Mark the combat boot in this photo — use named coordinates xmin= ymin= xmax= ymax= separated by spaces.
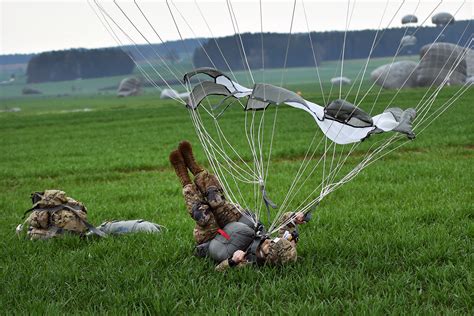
xmin=169 ymin=150 xmax=192 ymax=187
xmin=178 ymin=140 xmax=204 ymax=175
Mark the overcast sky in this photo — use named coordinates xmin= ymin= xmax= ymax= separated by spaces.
xmin=0 ymin=0 xmax=472 ymax=55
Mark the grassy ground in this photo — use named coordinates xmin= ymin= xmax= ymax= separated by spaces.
xmin=0 ymin=80 xmax=472 ymax=313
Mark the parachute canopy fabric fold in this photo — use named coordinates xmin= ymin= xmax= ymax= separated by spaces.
xmin=246 ymin=83 xmax=308 ymax=111
xmin=187 ymin=81 xmax=235 ymax=110
xmin=324 ymin=99 xmax=373 ymax=127
xmin=184 ymin=68 xmax=417 ymax=144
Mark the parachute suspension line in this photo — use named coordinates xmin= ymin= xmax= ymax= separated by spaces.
xmin=88 ymin=0 xmax=165 ymax=96
xmin=193 ymin=1 xmax=239 ymax=83
xmin=415 ymin=82 xmax=472 ymax=136
xmin=274 ymin=0 xmax=412 ymax=229
xmin=350 ymin=0 xmax=395 ymax=105
xmin=280 ymin=130 xmax=324 ymax=216
xmin=112 ymin=0 xmax=189 ymax=97
xmin=362 ymin=82 xmax=473 ymax=174
xmin=165 ymin=0 xmax=260 ymax=217
xmin=268 ymin=136 xmax=328 ymax=232
xmin=191 ymin=109 xmax=257 ymax=183
xmin=93 ymin=0 xmax=186 ymax=103
xmin=413 ymin=43 xmax=472 ymax=130
xmin=226 ymin=0 xmax=255 ymax=85
xmin=259 ymin=0 xmax=298 ymax=226
xmin=190 ymin=111 xmax=256 ymax=223
xmin=358 ymin=0 xmax=463 ymax=112
xmin=132 ymin=0 xmax=189 ymax=85
xmin=193 ymin=114 xmax=259 ymax=183
xmin=301 ymin=0 xmax=326 ymax=105
xmin=325 ymin=0 xmax=458 ymax=198
xmin=339 ymin=0 xmax=354 ymax=100
xmin=168 ymin=1 xmax=219 ymax=71
xmin=401 ymin=19 xmax=471 ymax=121
xmin=414 ymin=42 xmax=471 ymax=129
xmin=327 ymin=0 xmax=413 ymax=200
xmin=190 ymin=109 xmax=254 ymax=218
xmin=354 ymin=0 xmax=440 ymax=108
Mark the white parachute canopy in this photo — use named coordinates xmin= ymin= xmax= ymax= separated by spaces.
xmin=330 ymin=77 xmax=351 ymax=86
xmin=185 ymin=68 xmax=416 ymax=145
xmin=160 ymin=88 xmax=190 ymax=100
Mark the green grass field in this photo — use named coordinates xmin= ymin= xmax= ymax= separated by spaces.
xmin=0 ymin=71 xmax=473 ymax=313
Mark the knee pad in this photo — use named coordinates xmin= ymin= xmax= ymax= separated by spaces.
xmin=192 ymin=203 xmax=211 ymax=226
xmin=206 ymin=186 xmax=225 ymax=208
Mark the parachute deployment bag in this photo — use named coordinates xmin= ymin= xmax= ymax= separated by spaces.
xmin=19 ymin=190 xmax=105 ymax=240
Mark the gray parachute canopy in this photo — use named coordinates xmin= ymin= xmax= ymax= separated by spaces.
xmin=97 ymin=220 xmax=164 ymax=235
xmin=402 ymin=14 xmax=418 ymax=24
xmin=183 ymin=68 xmax=417 ymax=144
xmin=432 ymin=12 xmax=455 ymax=26
xmin=400 ymin=35 xmax=417 ymax=47
xmin=371 ymin=60 xmax=419 ymax=89
xmin=416 ymin=43 xmax=467 ymax=86
xmin=117 ymin=77 xmax=141 ymax=97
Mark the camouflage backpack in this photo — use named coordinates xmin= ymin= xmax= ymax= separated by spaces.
xmin=18 ymin=190 xmax=105 ymax=240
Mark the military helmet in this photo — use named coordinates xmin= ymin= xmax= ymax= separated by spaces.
xmin=265 ymin=237 xmax=297 ymax=264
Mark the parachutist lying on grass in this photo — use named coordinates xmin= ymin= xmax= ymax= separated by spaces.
xmin=170 ymin=141 xmax=308 ymax=271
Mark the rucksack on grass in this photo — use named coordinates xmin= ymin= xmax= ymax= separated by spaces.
xmin=18 ymin=190 xmax=105 ymax=240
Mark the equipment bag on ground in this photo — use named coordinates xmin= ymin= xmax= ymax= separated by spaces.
xmin=18 ymin=190 xmax=105 ymax=240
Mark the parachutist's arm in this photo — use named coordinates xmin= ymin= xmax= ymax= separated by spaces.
xmin=215 ymin=250 xmax=249 ymax=272
xmin=277 ymin=212 xmax=307 ymax=237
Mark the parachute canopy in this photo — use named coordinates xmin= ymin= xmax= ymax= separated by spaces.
xmin=401 ymin=14 xmax=418 ymax=24
xmin=330 ymin=76 xmax=351 ymax=85
xmin=160 ymin=88 xmax=190 ymax=100
xmin=400 ymin=35 xmax=417 ymax=47
xmin=117 ymin=77 xmax=141 ymax=97
xmin=432 ymin=12 xmax=455 ymax=26
xmin=184 ymin=68 xmax=416 ymax=144
xmin=417 ymin=43 xmax=467 ymax=86
xmin=371 ymin=60 xmax=419 ymax=89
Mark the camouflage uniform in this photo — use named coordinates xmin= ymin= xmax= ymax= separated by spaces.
xmin=182 ymin=170 xmax=242 ymax=244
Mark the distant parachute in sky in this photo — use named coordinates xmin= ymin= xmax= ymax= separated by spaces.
xmin=401 ymin=14 xmax=418 ymax=24
xmin=432 ymin=12 xmax=455 ymax=26
xmin=400 ymin=35 xmax=417 ymax=47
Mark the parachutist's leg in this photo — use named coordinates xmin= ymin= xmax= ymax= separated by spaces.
xmin=192 ymin=170 xmax=241 ymax=226
xmin=183 ymin=183 xmax=219 ymax=244
xmin=170 ymin=149 xmax=218 ymax=244
xmin=179 ymin=140 xmax=204 ymax=175
xmin=169 ymin=150 xmax=192 ymax=187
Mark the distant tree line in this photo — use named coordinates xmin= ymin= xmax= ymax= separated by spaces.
xmin=26 ymin=48 xmax=135 ymax=83
xmin=0 ymin=53 xmax=34 ymax=65
xmin=193 ymin=20 xmax=473 ymax=70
